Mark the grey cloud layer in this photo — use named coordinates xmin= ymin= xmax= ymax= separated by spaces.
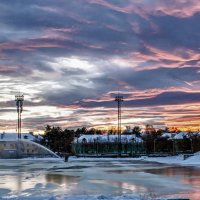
xmin=0 ymin=0 xmax=200 ymax=129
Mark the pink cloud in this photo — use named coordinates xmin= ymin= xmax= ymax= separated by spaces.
xmin=87 ymin=0 xmax=200 ymax=18
xmin=0 ymin=40 xmax=65 ymax=52
xmin=129 ymin=45 xmax=200 ymax=70
xmin=146 ymin=46 xmax=200 ymax=62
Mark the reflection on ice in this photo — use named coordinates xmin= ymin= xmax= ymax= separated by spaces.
xmin=90 ymin=179 xmax=147 ymax=194
xmin=45 ymin=174 xmax=80 ymax=185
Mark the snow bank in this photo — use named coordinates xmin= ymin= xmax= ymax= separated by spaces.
xmin=141 ymin=151 xmax=200 ymax=166
xmin=69 ymin=150 xmax=200 ymax=167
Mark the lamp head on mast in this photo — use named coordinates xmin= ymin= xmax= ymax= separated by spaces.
xmin=115 ymin=96 xmax=123 ymax=102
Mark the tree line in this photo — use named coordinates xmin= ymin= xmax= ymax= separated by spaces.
xmin=40 ymin=124 xmax=200 ymax=155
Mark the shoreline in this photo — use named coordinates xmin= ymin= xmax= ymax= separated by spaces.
xmin=68 ymin=152 xmax=200 ymax=168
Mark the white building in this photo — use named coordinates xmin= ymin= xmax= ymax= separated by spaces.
xmin=0 ymin=132 xmax=59 ymax=159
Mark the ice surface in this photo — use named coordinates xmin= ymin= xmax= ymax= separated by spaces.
xmin=0 ymin=193 xmax=172 ymax=200
xmin=0 ymin=156 xmax=199 ymax=200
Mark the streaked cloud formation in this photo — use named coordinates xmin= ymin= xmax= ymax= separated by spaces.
xmin=0 ymin=0 xmax=200 ymax=132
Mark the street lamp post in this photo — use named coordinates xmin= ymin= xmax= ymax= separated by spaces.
xmin=115 ymin=95 xmax=123 ymax=157
xmin=15 ymin=94 xmax=24 ymax=139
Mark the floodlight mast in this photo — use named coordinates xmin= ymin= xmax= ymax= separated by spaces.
xmin=115 ymin=95 xmax=123 ymax=157
xmin=15 ymin=94 xmax=24 ymax=139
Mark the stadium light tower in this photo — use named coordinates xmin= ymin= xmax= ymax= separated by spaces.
xmin=115 ymin=95 xmax=123 ymax=156
xmin=15 ymin=94 xmax=24 ymax=139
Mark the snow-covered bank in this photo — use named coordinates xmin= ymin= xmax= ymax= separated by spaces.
xmin=141 ymin=152 xmax=200 ymax=166
xmin=69 ymin=151 xmax=200 ymax=167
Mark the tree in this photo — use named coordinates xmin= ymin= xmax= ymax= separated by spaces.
xmin=164 ymin=127 xmax=170 ymax=133
xmin=108 ymin=127 xmax=117 ymax=135
xmin=145 ymin=124 xmax=156 ymax=135
xmin=156 ymin=129 xmax=164 ymax=136
xmin=63 ymin=129 xmax=75 ymax=153
xmin=41 ymin=125 xmax=75 ymax=154
xmin=132 ymin=126 xmax=142 ymax=137
xmin=86 ymin=128 xmax=96 ymax=135
xmin=42 ymin=125 xmax=62 ymax=152
xmin=75 ymin=128 xmax=82 ymax=138
xmin=81 ymin=127 xmax=87 ymax=134
xmin=96 ymin=129 xmax=103 ymax=135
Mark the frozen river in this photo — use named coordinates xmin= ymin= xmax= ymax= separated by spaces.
xmin=0 ymin=158 xmax=200 ymax=199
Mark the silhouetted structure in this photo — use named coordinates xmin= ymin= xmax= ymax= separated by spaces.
xmin=15 ymin=94 xmax=24 ymax=139
xmin=115 ymin=95 xmax=123 ymax=156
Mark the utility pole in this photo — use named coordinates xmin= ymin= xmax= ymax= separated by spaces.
xmin=115 ymin=95 xmax=123 ymax=157
xmin=15 ymin=94 xmax=24 ymax=139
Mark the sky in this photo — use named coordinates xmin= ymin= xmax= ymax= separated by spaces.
xmin=1 ymin=0 xmax=200 ymax=133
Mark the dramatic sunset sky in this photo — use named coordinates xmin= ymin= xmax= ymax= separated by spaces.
xmin=1 ymin=0 xmax=200 ymax=133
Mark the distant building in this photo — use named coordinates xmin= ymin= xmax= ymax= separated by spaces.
xmin=72 ymin=134 xmax=144 ymax=156
xmin=0 ymin=132 xmax=59 ymax=159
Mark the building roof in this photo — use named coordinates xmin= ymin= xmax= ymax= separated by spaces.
xmin=173 ymin=132 xmax=189 ymax=140
xmin=161 ymin=132 xmax=175 ymax=139
xmin=74 ymin=134 xmax=143 ymax=143
xmin=0 ymin=132 xmax=35 ymax=141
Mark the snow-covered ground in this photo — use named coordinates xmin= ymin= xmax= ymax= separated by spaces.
xmin=140 ymin=151 xmax=200 ymax=166
xmin=69 ymin=151 xmax=200 ymax=167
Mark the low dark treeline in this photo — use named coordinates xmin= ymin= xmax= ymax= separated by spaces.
xmin=40 ymin=125 xmax=200 ymax=155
